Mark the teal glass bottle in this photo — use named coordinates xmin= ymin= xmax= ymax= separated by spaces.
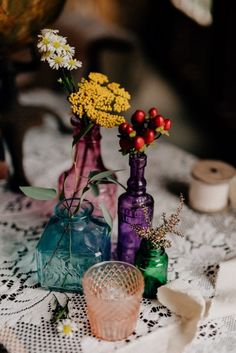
xmin=36 ymin=199 xmax=111 ymax=292
xmin=135 ymin=239 xmax=168 ymax=299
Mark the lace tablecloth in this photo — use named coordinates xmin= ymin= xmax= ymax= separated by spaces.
xmin=0 ymin=101 xmax=236 ymax=353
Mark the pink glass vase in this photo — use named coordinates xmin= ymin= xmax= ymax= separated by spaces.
xmin=58 ymin=119 xmax=117 ymax=218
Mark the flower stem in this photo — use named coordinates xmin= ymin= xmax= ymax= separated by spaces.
xmin=43 ymin=223 xmax=70 ymax=270
xmin=61 ymin=69 xmax=73 ymax=94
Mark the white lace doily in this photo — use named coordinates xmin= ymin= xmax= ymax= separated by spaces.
xmin=0 ymin=91 xmax=236 ymax=353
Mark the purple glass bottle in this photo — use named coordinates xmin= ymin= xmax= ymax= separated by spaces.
xmin=117 ymin=153 xmax=154 ymax=264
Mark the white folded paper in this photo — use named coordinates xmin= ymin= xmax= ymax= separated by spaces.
xmin=116 ymin=257 xmax=236 ymax=353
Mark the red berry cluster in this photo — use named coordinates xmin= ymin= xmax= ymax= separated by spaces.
xmin=118 ymin=107 xmax=172 ymax=154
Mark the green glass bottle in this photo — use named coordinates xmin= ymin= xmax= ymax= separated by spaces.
xmin=135 ymin=239 xmax=168 ymax=299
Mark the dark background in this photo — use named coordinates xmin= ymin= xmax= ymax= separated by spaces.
xmin=1 ymin=0 xmax=236 ymax=167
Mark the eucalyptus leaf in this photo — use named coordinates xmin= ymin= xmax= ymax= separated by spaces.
xmin=89 ymin=170 xmax=122 ymax=182
xmin=106 ymin=176 xmax=127 ymax=190
xmin=81 ymin=185 xmax=90 ymax=199
xmin=90 ymin=184 xmax=99 ymax=197
xmin=73 ymin=186 xmax=90 ymax=215
xmin=99 ymin=203 xmax=113 ymax=231
xmin=19 ymin=186 xmax=57 ymax=200
xmin=88 ymin=170 xmax=99 ymax=179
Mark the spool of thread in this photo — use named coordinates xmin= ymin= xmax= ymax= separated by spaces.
xmin=189 ymin=160 xmax=235 ymax=212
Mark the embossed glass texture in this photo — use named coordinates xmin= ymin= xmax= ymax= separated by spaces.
xmin=117 ymin=154 xmax=154 ymax=264
xmin=58 ymin=123 xmax=117 ymax=218
xmin=82 ymin=261 xmax=144 ymax=341
xmin=36 ymin=199 xmax=111 ymax=292
xmin=135 ymin=240 xmax=168 ymax=299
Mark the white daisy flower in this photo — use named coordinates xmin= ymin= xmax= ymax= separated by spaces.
xmin=62 ymin=44 xmax=75 ymax=58
xmin=37 ymin=36 xmax=51 ymax=52
xmin=48 ymin=35 xmax=67 ymax=53
xmin=57 ymin=319 xmax=78 ymax=337
xmin=64 ymin=58 xmax=82 ymax=70
xmin=48 ymin=54 xmax=66 ymax=70
xmin=41 ymin=28 xmax=59 ymax=36
xmin=41 ymin=50 xmax=53 ymax=62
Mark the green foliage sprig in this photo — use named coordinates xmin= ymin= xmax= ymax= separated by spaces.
xmin=20 ymin=170 xmax=125 ymax=231
xmin=132 ymin=194 xmax=185 ymax=249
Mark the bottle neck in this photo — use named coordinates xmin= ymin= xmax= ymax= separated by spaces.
xmin=73 ymin=125 xmax=104 ymax=171
xmin=73 ymin=124 xmax=101 ymax=143
xmin=127 ymin=153 xmax=147 ymax=195
xmin=141 ymin=239 xmax=165 ymax=256
xmin=55 ymin=198 xmax=93 ymax=222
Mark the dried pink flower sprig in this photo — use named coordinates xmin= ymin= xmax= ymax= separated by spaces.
xmin=132 ymin=194 xmax=184 ymax=249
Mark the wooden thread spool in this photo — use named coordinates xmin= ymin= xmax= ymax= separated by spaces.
xmin=189 ymin=160 xmax=235 ymax=212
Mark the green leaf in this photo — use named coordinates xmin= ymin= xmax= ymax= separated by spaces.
xmin=106 ymin=176 xmax=127 ymax=190
xmin=81 ymin=185 xmax=90 ymax=199
xmin=88 ymin=170 xmax=100 ymax=179
xmin=89 ymin=170 xmax=122 ymax=182
xmin=90 ymin=184 xmax=99 ymax=197
xmin=72 ymin=186 xmax=90 ymax=216
xmin=51 ymin=296 xmax=69 ymax=323
xmin=99 ymin=203 xmax=113 ymax=231
xmin=19 ymin=186 xmax=57 ymax=200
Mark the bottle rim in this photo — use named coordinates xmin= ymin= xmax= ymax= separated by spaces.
xmin=54 ymin=198 xmax=94 ymax=222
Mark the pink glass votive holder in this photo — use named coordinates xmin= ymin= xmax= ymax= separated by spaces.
xmin=82 ymin=261 xmax=144 ymax=341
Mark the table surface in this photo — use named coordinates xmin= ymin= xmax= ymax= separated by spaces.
xmin=0 ymin=92 xmax=236 ymax=353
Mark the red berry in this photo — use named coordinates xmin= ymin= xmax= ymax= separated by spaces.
xmin=119 ymin=122 xmax=129 ymax=134
xmin=149 ymin=107 xmax=158 ymax=118
xmin=125 ymin=124 xmax=134 ymax=135
xmin=144 ymin=129 xmax=155 ymax=144
xmin=134 ymin=136 xmax=145 ymax=151
xmin=152 ymin=115 xmax=165 ymax=128
xmin=119 ymin=138 xmax=132 ymax=151
xmin=164 ymin=118 xmax=172 ymax=131
xmin=131 ymin=110 xmax=146 ymax=125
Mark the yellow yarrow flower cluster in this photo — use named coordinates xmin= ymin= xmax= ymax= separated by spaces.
xmin=88 ymin=72 xmax=108 ymax=84
xmin=68 ymin=72 xmax=131 ymax=128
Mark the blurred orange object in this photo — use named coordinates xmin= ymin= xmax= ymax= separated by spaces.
xmin=0 ymin=0 xmax=65 ymax=54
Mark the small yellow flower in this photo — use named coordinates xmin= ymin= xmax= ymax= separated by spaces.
xmin=108 ymin=82 xmax=131 ymax=99
xmin=68 ymin=72 xmax=131 ymax=128
xmin=88 ymin=72 xmax=109 ymax=84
